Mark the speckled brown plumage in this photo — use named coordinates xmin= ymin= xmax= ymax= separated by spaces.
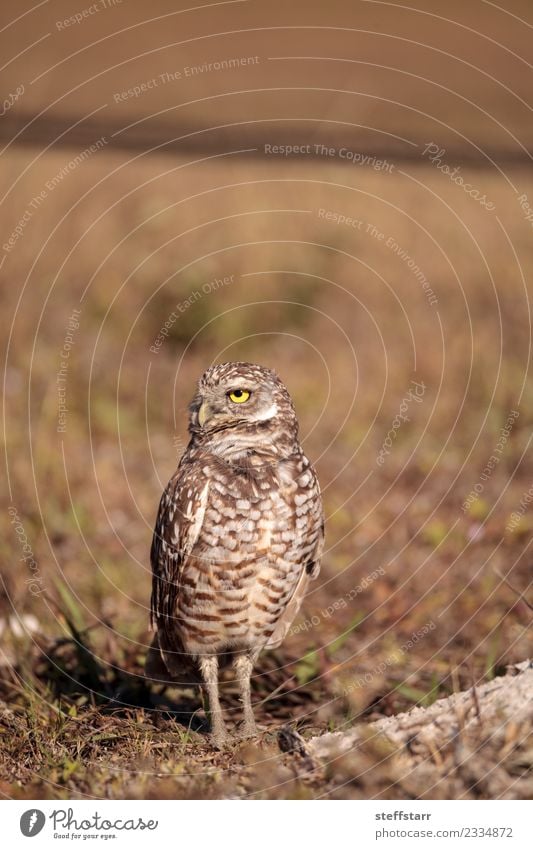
xmin=147 ymin=362 xmax=324 ymax=745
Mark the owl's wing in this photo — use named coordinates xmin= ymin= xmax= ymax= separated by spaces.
xmin=266 ymin=465 xmax=325 ymax=649
xmin=150 ymin=461 xmax=210 ymax=631
xmin=144 ymin=629 xmax=202 ymax=684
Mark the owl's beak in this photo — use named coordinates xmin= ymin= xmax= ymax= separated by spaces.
xmin=197 ymin=401 xmax=209 ymax=427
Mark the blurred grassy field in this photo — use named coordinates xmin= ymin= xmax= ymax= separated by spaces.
xmin=1 ymin=143 xmax=532 ymax=798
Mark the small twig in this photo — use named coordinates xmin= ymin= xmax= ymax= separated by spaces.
xmin=493 ymin=567 xmax=533 ymax=614
xmin=451 ymin=667 xmax=467 ymax=741
xmin=451 ymin=665 xmax=460 ymax=695
xmin=469 ymin=664 xmax=482 ymax=726
xmin=256 ymin=675 xmax=295 ymax=706
xmin=425 ymin=735 xmax=445 ymax=768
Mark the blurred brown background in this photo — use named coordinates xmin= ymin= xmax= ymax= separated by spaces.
xmin=1 ymin=0 xmax=533 ymax=799
xmin=3 ymin=0 xmax=533 ymax=155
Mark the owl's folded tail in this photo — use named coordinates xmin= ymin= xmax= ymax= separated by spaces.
xmin=144 ymin=631 xmax=202 ymax=686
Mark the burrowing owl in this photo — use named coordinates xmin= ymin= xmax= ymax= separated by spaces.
xmin=147 ymin=362 xmax=324 ymax=746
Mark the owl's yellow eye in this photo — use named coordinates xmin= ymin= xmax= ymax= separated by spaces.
xmin=228 ymin=389 xmax=250 ymax=403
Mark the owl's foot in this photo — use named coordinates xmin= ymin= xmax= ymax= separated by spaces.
xmin=209 ymin=726 xmax=230 ymax=749
xmin=236 ymin=718 xmax=258 ymax=740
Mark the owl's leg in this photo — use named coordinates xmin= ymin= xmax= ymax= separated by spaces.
xmin=234 ymin=651 xmax=259 ymax=739
xmin=198 ymin=655 xmax=227 ymax=747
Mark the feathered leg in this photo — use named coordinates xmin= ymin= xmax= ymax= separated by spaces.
xmin=234 ymin=651 xmax=259 ymax=739
xmin=199 ymin=655 xmax=227 ymax=747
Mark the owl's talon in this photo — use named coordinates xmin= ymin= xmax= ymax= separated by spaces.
xmin=236 ymin=720 xmax=258 ymax=740
xmin=210 ymin=730 xmax=230 ymax=749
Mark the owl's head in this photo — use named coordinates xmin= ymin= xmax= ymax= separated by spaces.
xmin=188 ymin=362 xmax=298 ymax=456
